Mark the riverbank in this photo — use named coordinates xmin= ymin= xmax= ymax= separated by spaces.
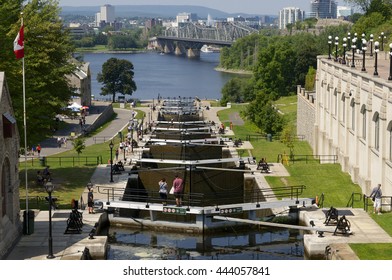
xmin=214 ymin=67 xmax=253 ymax=75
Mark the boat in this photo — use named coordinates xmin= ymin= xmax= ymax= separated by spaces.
xmin=201 ymin=45 xmax=220 ymax=53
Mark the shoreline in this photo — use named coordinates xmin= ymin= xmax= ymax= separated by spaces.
xmin=214 ymin=67 xmax=253 ymax=75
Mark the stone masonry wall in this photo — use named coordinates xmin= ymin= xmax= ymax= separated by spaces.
xmin=296 ymin=86 xmax=315 ymax=149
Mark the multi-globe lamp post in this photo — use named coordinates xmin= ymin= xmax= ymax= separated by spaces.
xmin=45 ymin=181 xmax=55 ymax=259
xmin=351 ymin=37 xmax=357 ymax=68
xmin=334 ymin=36 xmax=339 ymax=61
xmin=342 ymin=37 xmax=347 ymax=64
xmin=380 ymin=32 xmax=386 ymax=51
xmin=361 ymin=39 xmax=367 ymax=72
xmin=328 ymin=35 xmax=332 ymax=59
xmin=369 ymin=34 xmax=374 ymax=56
xmin=374 ymin=41 xmax=379 ymax=76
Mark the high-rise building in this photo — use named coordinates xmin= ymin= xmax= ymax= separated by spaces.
xmin=279 ymin=7 xmax=304 ymax=30
xmin=100 ymin=4 xmax=115 ymax=23
xmin=309 ymin=0 xmax=337 ymax=19
xmin=176 ymin=13 xmax=198 ymax=24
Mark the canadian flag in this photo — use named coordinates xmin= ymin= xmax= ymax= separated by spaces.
xmin=13 ymin=25 xmax=24 ymax=59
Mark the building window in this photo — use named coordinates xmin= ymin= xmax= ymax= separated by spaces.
xmin=361 ymin=105 xmax=366 ymax=140
xmin=351 ymin=99 xmax=355 ymax=131
xmin=374 ymin=112 xmax=380 ymax=151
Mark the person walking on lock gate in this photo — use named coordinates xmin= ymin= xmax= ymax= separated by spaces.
xmin=172 ymin=174 xmax=184 ymax=207
xmin=369 ymin=183 xmax=382 ymax=215
xmin=158 ymin=178 xmax=168 ymax=205
xmin=87 ymin=187 xmax=94 ymax=214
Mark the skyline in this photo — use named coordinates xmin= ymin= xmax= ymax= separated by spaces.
xmin=58 ymin=0 xmax=354 ymax=15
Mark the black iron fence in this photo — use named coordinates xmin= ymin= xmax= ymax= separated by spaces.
xmin=22 ymin=156 xmax=103 ymax=167
xmin=246 ymin=134 xmax=305 ymax=142
xmin=277 ymin=154 xmax=338 ymax=164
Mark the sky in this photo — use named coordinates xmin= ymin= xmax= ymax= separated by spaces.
xmin=58 ymin=0 xmax=353 ymax=15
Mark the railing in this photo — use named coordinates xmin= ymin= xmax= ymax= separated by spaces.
xmin=246 ymin=134 xmax=305 ymax=142
xmin=363 ymin=195 xmax=392 ymax=212
xmin=277 ymin=154 xmax=338 ymax=164
xmin=20 ymin=195 xmax=54 ymax=209
xmin=22 ymin=156 xmax=103 ymax=167
xmin=346 ymin=192 xmax=363 ymax=208
xmin=317 ymin=193 xmax=325 ymax=208
xmin=97 ymin=184 xmax=307 ymax=208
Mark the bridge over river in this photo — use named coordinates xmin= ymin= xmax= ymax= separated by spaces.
xmin=149 ymin=21 xmax=258 ymax=57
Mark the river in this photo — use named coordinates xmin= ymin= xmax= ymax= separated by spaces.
xmin=81 ymin=51 xmax=236 ymax=101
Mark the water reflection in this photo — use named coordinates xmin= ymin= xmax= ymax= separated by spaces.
xmin=107 ymin=227 xmax=304 ymax=260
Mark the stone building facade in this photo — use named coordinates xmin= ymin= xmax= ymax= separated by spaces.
xmin=0 ymin=72 xmax=21 ymax=258
xmin=297 ymin=86 xmax=316 ymax=148
xmin=311 ymin=55 xmax=392 ymax=197
xmin=67 ymin=61 xmax=92 ymax=107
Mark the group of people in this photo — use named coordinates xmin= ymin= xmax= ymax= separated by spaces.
xmin=36 ymin=166 xmax=52 ymax=185
xmin=158 ymin=174 xmax=184 ymax=207
xmin=56 ymin=137 xmax=68 ymax=148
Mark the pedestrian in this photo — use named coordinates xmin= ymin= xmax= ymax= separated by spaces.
xmin=158 ymin=178 xmax=168 ymax=205
xmin=87 ymin=187 xmax=94 ymax=214
xmin=369 ymin=183 xmax=382 ymax=215
xmin=57 ymin=137 xmax=62 ymax=148
xmin=172 ymin=174 xmax=184 ymax=207
xmin=37 ymin=144 xmax=41 ymax=157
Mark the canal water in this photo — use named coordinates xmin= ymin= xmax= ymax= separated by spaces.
xmin=107 ymin=226 xmax=305 ymax=260
xmin=81 ymin=51 xmax=236 ymax=101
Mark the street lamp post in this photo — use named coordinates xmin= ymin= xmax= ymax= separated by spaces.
xmin=388 ymin=43 xmax=392 ymax=80
xmin=342 ymin=37 xmax=347 ymax=64
xmin=334 ymin=36 xmax=339 ymax=61
xmin=374 ymin=41 xmax=379 ymax=76
xmin=109 ymin=141 xmax=114 ymax=182
xmin=45 ymin=181 xmax=55 ymax=259
xmin=362 ymin=39 xmax=367 ymax=72
xmin=328 ymin=35 xmax=332 ymax=59
xmin=369 ymin=34 xmax=374 ymax=56
xmin=347 ymin=32 xmax=351 ymax=49
xmin=380 ymin=32 xmax=386 ymax=51
xmin=351 ymin=38 xmax=357 ymax=68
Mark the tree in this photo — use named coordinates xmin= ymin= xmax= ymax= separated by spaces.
xmin=72 ymin=137 xmax=86 ymax=156
xmin=97 ymin=58 xmax=137 ymax=103
xmin=0 ymin=0 xmax=76 ymax=145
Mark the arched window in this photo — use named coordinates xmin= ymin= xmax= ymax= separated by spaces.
xmin=373 ymin=112 xmax=380 ymax=151
xmin=361 ymin=105 xmax=366 ymax=140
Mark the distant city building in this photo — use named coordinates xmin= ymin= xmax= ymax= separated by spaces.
xmin=101 ymin=4 xmax=115 ymax=23
xmin=309 ymin=0 xmax=337 ymax=19
xmin=95 ymin=4 xmax=115 ymax=27
xmin=337 ymin=6 xmax=353 ymax=18
xmin=279 ymin=7 xmax=305 ymax=30
xmin=176 ymin=12 xmax=198 ymax=24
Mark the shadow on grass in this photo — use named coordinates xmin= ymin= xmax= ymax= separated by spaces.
xmin=19 ymin=166 xmax=96 ymax=210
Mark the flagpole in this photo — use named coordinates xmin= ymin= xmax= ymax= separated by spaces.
xmin=20 ymin=13 xmax=30 ymax=234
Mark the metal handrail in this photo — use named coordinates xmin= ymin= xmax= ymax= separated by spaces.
xmin=346 ymin=192 xmax=363 ymax=208
xmin=97 ymin=184 xmax=307 ymax=208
